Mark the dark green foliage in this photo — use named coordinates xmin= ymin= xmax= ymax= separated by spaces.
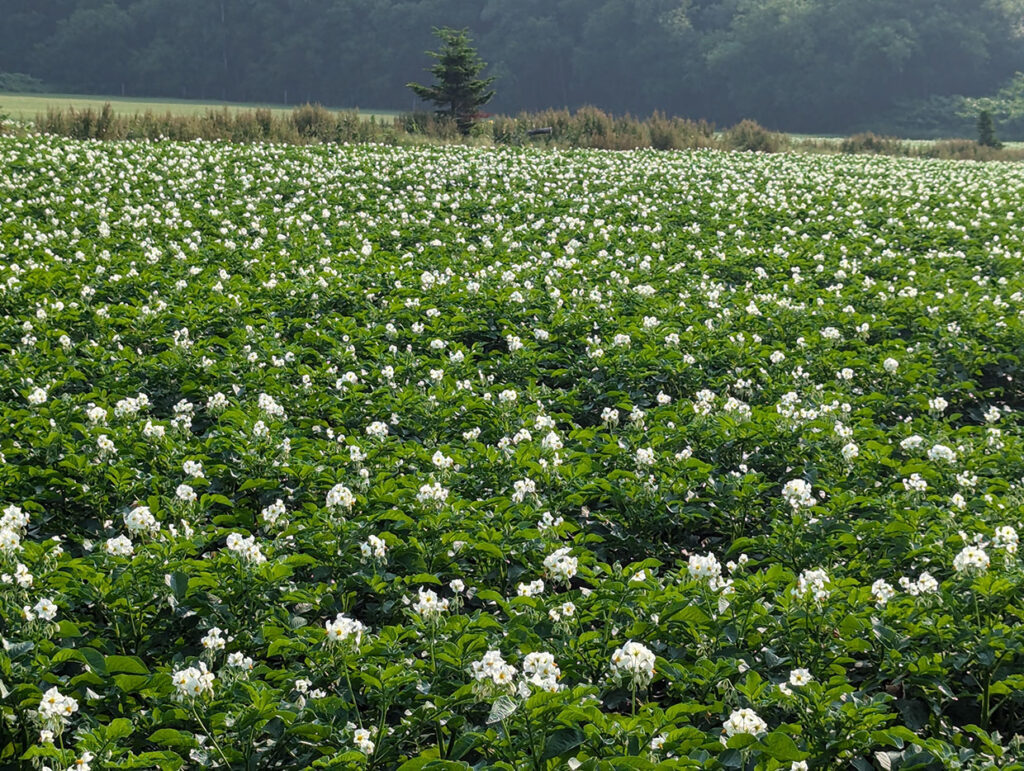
xmin=977 ymin=109 xmax=1002 ymax=148
xmin=862 ymin=95 xmax=976 ymax=140
xmin=2 ymin=0 xmax=1024 ymax=134
xmin=408 ymin=28 xmax=495 ymax=136
xmin=0 ymin=71 xmax=47 ymax=92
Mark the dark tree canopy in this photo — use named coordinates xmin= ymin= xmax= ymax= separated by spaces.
xmin=977 ymin=110 xmax=1002 ymax=148
xmin=408 ymin=28 xmax=496 ymax=134
xmin=1 ymin=0 xmax=1023 ymax=135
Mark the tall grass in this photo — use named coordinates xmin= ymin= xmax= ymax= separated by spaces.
xmin=24 ymin=102 xmax=1024 ymax=161
xmin=34 ymin=103 xmax=393 ymax=144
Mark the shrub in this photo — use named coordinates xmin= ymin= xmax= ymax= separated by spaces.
xmin=398 ymin=110 xmax=460 ymax=140
xmin=29 ymin=103 xmax=1024 ymax=162
xmin=253 ymin=108 xmax=273 ymax=138
xmin=919 ymin=139 xmax=1024 ymax=162
xmin=291 ymin=103 xmax=335 ymax=141
xmin=722 ymin=119 xmax=787 ymax=152
xmin=840 ymin=132 xmax=909 ymax=155
xmin=647 ymin=111 xmax=715 ymax=151
xmin=38 ymin=103 xmax=117 ymax=140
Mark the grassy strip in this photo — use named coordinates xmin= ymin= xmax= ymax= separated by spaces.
xmin=4 ymin=98 xmax=1024 ymax=161
xmin=0 ymin=91 xmax=396 ymax=121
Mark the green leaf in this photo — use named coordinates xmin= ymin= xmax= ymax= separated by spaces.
xmin=961 ymin=725 xmax=1004 ymax=756
xmin=201 ymin=493 xmax=233 ymax=507
xmin=80 ymin=647 xmax=108 ymax=676
xmin=148 ymin=728 xmax=197 ymax=749
xmin=5 ymin=641 xmax=34 ymax=660
xmin=119 ymin=752 xmax=184 ymax=769
xmin=106 ymin=655 xmax=149 ymax=675
xmin=238 ymin=478 xmax=276 ymax=492
xmin=725 ymin=733 xmax=757 ymax=750
xmin=170 ymin=571 xmax=189 ymax=602
xmin=105 ymin=717 xmax=135 ymax=740
xmin=447 ymin=731 xmax=479 ymax=761
xmin=52 ymin=647 xmax=86 ymax=666
xmin=56 ymin=620 xmax=82 ymax=637
xmin=542 ymin=728 xmax=584 ymax=759
xmin=396 ymin=758 xmax=434 ymax=771
xmin=268 ymin=638 xmax=302 ymax=657
xmin=487 ymin=695 xmax=519 ymax=724
xmin=760 ymin=731 xmax=806 ymax=761
xmin=289 ymin=723 xmax=332 ymax=740
xmin=113 ymin=674 xmax=150 ymax=693
xmin=20 ymin=744 xmax=64 ymax=760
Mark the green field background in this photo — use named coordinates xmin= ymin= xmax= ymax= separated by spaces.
xmin=0 ymin=92 xmax=398 ymax=122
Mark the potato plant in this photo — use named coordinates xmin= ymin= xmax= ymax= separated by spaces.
xmin=1 ymin=135 xmax=1024 ymax=769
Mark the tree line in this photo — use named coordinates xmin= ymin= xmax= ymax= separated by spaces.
xmin=2 ymin=0 xmax=1023 ymax=134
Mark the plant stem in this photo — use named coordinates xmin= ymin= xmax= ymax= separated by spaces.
xmin=429 ymin=626 xmax=438 ymax=676
xmin=343 ymin=659 xmax=364 ymax=730
xmin=192 ymin=702 xmax=231 ymax=767
xmin=499 ymin=717 xmax=516 ymax=766
xmin=523 ymin=710 xmax=543 ymax=771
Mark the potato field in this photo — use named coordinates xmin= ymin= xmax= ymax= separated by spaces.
xmin=2 ymin=135 xmax=1024 ymax=769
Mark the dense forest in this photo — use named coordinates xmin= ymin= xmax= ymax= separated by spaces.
xmin=3 ymin=0 xmax=1024 ymax=134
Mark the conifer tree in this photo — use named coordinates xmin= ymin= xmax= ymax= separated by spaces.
xmin=977 ymin=109 xmax=1002 ymax=148
xmin=408 ymin=27 xmax=496 ymax=136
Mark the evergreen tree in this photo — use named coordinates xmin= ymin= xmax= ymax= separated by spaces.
xmin=408 ymin=27 xmax=496 ymax=135
xmin=977 ymin=109 xmax=1002 ymax=148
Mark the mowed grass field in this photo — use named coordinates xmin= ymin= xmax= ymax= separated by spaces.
xmin=0 ymin=91 xmax=399 ymax=121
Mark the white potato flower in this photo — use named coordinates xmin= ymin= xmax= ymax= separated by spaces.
xmin=172 ymin=662 xmax=215 ymax=700
xmin=326 ymin=484 xmax=355 ymax=510
xmin=38 ymin=687 xmax=78 ymax=727
xmin=722 ymin=707 xmax=767 ymax=738
xmin=609 ymin=641 xmax=656 ymax=687
xmin=325 ymin=613 xmax=366 ymax=646
xmin=953 ymin=545 xmax=989 ymax=574
xmin=543 ymin=547 xmax=577 ymax=583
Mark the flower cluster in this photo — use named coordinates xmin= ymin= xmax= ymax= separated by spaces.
xmin=722 ymin=708 xmax=768 ymax=738
xmin=225 ymin=532 xmax=266 ymax=564
xmin=172 ymin=663 xmax=216 ymax=700
xmin=542 ymin=547 xmax=577 ymax=583
xmin=411 ymin=587 xmax=449 ymax=621
xmin=609 ymin=641 xmax=656 ymax=687
xmin=325 ymin=613 xmax=366 ymax=646
xmin=781 ymin=479 xmax=814 ymax=510
xmin=38 ymin=687 xmax=78 ymax=729
xmin=794 ymin=568 xmax=830 ymax=603
xmin=470 ymin=649 xmax=518 ymax=698
xmin=326 ymin=483 xmax=355 ymax=511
